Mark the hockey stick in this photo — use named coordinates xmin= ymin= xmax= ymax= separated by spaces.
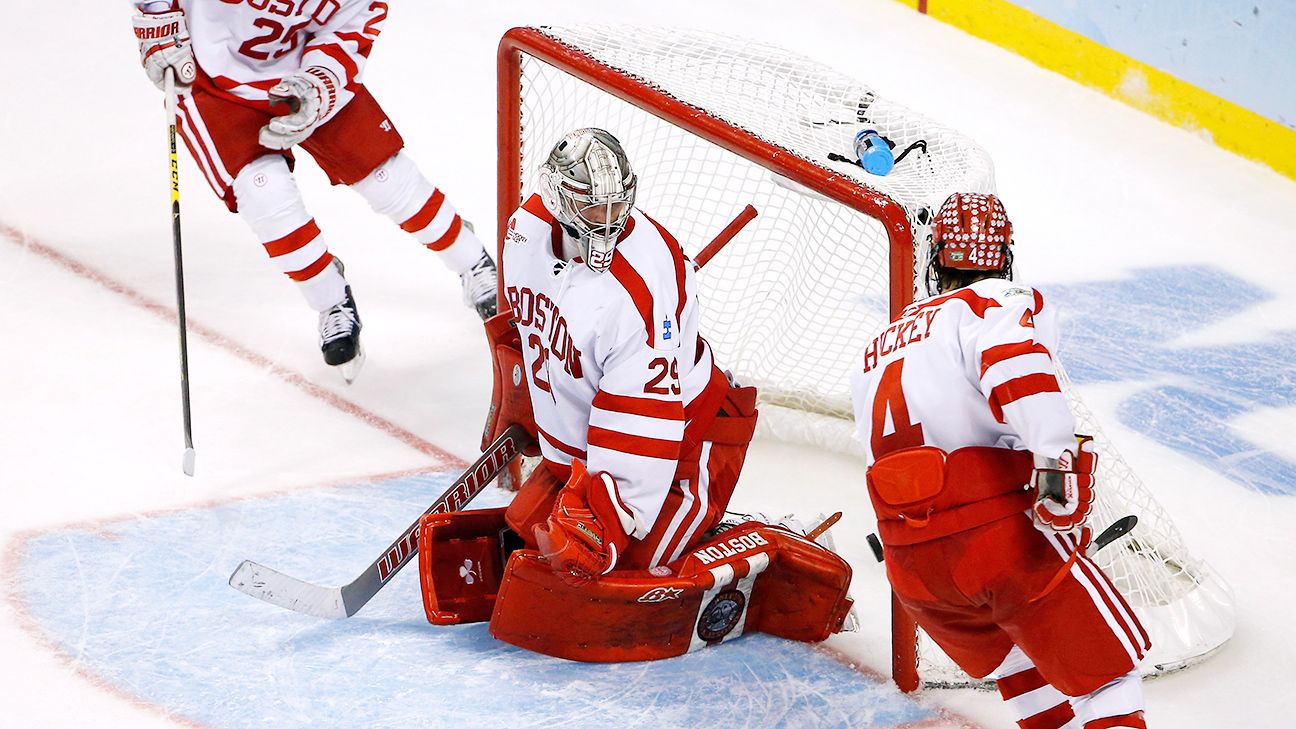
xmin=694 ymin=204 xmax=758 ymax=269
xmin=228 ymin=423 xmax=532 ymax=618
xmin=1087 ymin=514 xmax=1138 ymax=557
xmin=164 ymin=69 xmax=196 ymax=477
xmin=866 ymin=514 xmax=1139 ymax=564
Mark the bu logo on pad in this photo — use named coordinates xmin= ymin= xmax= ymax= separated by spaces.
xmin=662 ymin=320 xmax=673 ymax=340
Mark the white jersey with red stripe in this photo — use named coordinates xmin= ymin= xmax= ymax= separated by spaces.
xmin=851 ymin=277 xmax=1077 ymax=467
xmin=502 ymin=195 xmax=719 ymax=538
xmin=136 ymin=0 xmax=384 ymax=114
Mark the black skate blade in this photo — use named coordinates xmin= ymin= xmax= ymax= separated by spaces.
xmin=336 ymin=345 xmax=366 ymax=385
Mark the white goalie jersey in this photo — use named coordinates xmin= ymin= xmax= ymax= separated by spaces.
xmin=851 ymin=278 xmax=1079 ymax=466
xmin=135 ymin=0 xmax=386 ymax=112
xmin=502 ymin=195 xmax=723 ymax=537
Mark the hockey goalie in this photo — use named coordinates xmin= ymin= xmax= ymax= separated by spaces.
xmin=413 ymin=129 xmax=855 ymax=661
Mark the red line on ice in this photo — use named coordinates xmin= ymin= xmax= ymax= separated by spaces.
xmin=0 ymin=222 xmax=465 ymax=469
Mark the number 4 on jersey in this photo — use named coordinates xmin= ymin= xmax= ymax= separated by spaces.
xmin=871 ymin=359 xmax=924 ymax=457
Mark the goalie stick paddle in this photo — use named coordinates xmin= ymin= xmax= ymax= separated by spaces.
xmin=164 ymin=69 xmax=196 ymax=477
xmin=228 ymin=423 xmax=533 ymax=619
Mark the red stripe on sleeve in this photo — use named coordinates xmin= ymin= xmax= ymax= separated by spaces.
xmin=336 ymin=30 xmax=376 ymax=58
xmin=588 ymin=426 xmax=680 ymax=461
xmin=305 ymin=43 xmax=359 ymax=84
xmin=609 ymin=256 xmax=657 ymax=347
xmin=263 ymin=220 xmax=322 ymax=257
xmin=537 ymin=426 xmax=587 ymax=460
xmin=980 ymin=340 xmax=1052 ymax=378
xmin=593 ymin=391 xmax=685 ymax=420
xmin=400 ymin=189 xmax=445 ymax=233
xmin=988 ymin=372 xmax=1062 ymax=423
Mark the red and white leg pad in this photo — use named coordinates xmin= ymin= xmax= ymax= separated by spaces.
xmin=416 ymin=517 xmax=854 ymax=661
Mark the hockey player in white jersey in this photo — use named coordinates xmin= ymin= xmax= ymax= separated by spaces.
xmin=852 ymin=193 xmax=1150 ymax=728
xmin=409 ymin=129 xmax=854 ymax=661
xmin=491 ymin=128 xmax=756 ymax=579
xmin=131 ymin=1 xmax=498 ymax=379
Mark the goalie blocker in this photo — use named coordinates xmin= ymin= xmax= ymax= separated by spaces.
xmin=417 ymin=514 xmax=854 ymax=660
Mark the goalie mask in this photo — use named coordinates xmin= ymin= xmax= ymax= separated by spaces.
xmin=924 ymin=192 xmax=1014 ymax=295
xmin=538 ymin=128 xmax=637 ymax=273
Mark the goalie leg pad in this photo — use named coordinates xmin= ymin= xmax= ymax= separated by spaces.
xmin=487 ymin=522 xmax=854 ymax=661
xmin=417 ymin=507 xmax=517 ymax=625
xmin=480 ymin=313 xmax=540 ymax=455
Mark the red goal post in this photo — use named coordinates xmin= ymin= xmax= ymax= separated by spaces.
xmin=497 ymin=26 xmax=917 ymax=314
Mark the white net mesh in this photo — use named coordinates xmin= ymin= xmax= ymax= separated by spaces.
xmin=506 ymin=25 xmax=1233 ymax=686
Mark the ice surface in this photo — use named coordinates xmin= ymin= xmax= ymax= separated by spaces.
xmin=12 ymin=475 xmax=941 ymax=729
xmin=3 ymin=0 xmax=1295 ymax=727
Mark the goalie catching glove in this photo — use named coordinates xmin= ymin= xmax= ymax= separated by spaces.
xmin=1031 ymin=435 xmax=1097 ymax=532
xmin=533 ymin=460 xmax=643 ymax=586
xmin=259 ymin=67 xmax=342 ymax=150
xmin=133 ymin=7 xmax=196 ymax=92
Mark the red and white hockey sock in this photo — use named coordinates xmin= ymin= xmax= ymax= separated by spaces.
xmin=994 ymin=647 xmax=1080 ymax=729
xmin=352 ymin=152 xmax=485 ymax=273
xmin=233 ymin=156 xmax=345 ymax=311
xmin=1071 ymin=669 xmax=1146 ymax=729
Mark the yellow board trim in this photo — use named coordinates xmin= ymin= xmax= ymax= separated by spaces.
xmin=894 ymin=0 xmax=1296 ymax=180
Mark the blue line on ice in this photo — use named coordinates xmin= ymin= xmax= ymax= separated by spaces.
xmin=16 ymin=472 xmax=934 ymax=729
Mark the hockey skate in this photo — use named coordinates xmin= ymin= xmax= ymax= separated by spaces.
xmin=319 ymin=263 xmax=365 ymax=384
xmin=460 ymin=249 xmax=499 ymax=320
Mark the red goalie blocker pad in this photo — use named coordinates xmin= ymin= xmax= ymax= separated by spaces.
xmin=481 ymin=313 xmax=540 ymax=457
xmin=417 ymin=508 xmax=513 ymax=625
xmin=487 ymin=521 xmax=854 ymax=662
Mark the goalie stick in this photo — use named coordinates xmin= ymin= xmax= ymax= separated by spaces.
xmin=228 ymin=423 xmax=533 ymax=619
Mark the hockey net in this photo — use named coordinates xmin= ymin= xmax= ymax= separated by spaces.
xmin=497 ymin=25 xmax=1233 ymax=690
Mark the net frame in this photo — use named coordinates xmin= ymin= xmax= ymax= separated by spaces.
xmin=495 ymin=25 xmax=1233 ymax=692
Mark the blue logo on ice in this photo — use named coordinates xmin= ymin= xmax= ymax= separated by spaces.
xmin=1052 ymin=266 xmax=1296 ymax=496
xmin=662 ymin=320 xmax=673 ymax=340
xmin=12 ymin=471 xmax=941 ymax=728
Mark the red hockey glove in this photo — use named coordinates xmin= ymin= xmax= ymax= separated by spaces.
xmin=533 ymin=460 xmax=639 ymax=587
xmin=133 ymin=7 xmax=196 ymax=92
xmin=1031 ymin=436 xmax=1097 ymax=533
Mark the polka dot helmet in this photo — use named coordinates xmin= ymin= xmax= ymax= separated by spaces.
xmin=932 ymin=192 xmax=1013 ymax=271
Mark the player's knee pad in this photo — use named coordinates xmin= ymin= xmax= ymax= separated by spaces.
xmin=486 ymin=520 xmax=855 ymax=662
xmin=231 ymin=155 xmax=311 ymax=241
xmin=350 ymin=150 xmax=434 ymax=220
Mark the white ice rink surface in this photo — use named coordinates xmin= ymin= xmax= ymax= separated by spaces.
xmin=4 ymin=1 xmax=1296 ymax=727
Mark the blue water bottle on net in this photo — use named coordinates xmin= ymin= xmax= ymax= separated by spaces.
xmin=853 ymin=129 xmax=895 ymax=176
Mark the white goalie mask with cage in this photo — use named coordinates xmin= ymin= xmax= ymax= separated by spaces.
xmin=538 ymin=128 xmax=637 ymax=273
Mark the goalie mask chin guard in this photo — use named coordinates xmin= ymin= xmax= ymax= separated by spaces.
xmin=924 ymin=192 xmax=1014 ymax=295
xmin=538 ymin=128 xmax=637 ymax=273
